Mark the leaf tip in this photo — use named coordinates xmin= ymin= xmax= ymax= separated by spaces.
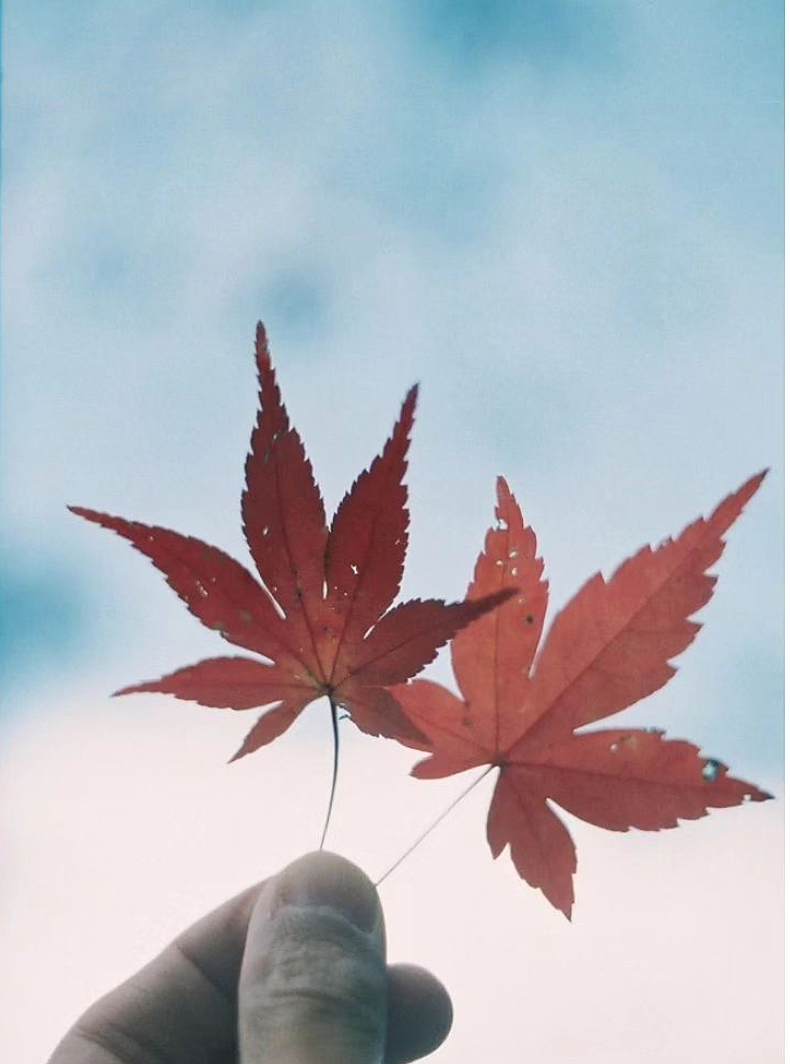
xmin=68 ymin=504 xmax=93 ymax=520
xmin=111 ymin=683 xmax=138 ymax=697
xmin=254 ymin=321 xmax=276 ymax=381
xmin=410 ymin=757 xmax=431 ymax=778
xmin=399 ymin=383 xmax=419 ymax=433
xmin=495 ymin=474 xmax=513 ymax=500
xmin=732 ymin=468 xmax=769 ymax=509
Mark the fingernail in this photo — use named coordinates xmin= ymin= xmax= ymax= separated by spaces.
xmin=274 ymin=853 xmax=380 ymax=933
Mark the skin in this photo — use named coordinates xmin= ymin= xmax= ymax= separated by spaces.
xmin=47 ymin=851 xmax=453 ymax=1064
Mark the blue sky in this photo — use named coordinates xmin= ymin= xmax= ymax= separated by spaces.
xmin=1 ymin=2 xmax=783 ymax=1061
xmin=3 ymin=0 xmax=782 ymax=763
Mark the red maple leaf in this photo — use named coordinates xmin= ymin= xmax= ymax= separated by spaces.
xmin=70 ymin=324 xmax=511 ymax=762
xmin=390 ymin=473 xmax=772 ymax=917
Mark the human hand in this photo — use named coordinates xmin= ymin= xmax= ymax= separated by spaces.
xmin=47 ymin=851 xmax=453 ymax=1064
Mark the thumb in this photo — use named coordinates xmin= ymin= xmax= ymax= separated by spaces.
xmin=239 ymin=852 xmax=387 ymax=1064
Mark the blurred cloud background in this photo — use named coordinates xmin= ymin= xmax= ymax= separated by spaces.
xmin=1 ymin=1 xmax=782 ymax=1061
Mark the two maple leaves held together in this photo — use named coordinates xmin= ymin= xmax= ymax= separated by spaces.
xmin=72 ymin=324 xmax=770 ymax=918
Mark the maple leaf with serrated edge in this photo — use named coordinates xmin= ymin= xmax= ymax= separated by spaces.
xmin=70 ymin=324 xmax=512 ymax=762
xmin=389 ymin=473 xmax=771 ymax=918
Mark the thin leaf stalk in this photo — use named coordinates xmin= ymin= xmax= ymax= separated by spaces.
xmin=375 ymin=764 xmax=495 ymax=886
xmin=319 ymin=695 xmax=341 ymax=850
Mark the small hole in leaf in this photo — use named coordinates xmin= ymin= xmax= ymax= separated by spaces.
xmin=743 ymin=793 xmax=753 ymax=803
xmin=508 ymin=550 xmax=518 ymax=559
xmin=609 ymin=742 xmax=618 ymax=752
xmin=510 ymin=567 xmax=518 ymax=576
xmin=702 ymin=759 xmax=723 ymax=783
xmin=350 ymin=563 xmax=359 ymax=575
xmin=495 ymin=560 xmax=504 ymax=567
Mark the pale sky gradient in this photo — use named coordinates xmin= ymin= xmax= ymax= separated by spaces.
xmin=1 ymin=1 xmax=783 ymax=1061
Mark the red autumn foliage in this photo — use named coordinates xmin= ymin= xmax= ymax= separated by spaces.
xmin=390 ymin=474 xmax=771 ymax=917
xmin=70 ymin=325 xmax=510 ymax=761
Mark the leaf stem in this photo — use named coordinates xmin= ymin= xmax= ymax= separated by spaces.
xmin=375 ymin=764 xmax=495 ymax=886
xmin=319 ymin=696 xmax=341 ymax=851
